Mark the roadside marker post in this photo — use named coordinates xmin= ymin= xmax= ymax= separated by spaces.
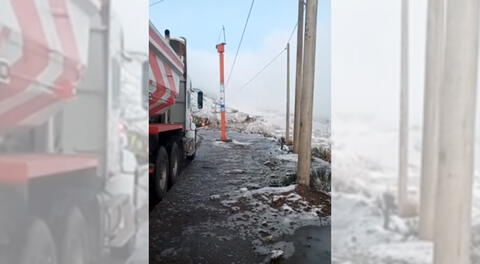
xmin=216 ymin=42 xmax=229 ymax=142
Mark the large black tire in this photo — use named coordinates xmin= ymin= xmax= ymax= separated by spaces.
xmin=169 ymin=142 xmax=181 ymax=185
xmin=59 ymin=207 xmax=90 ymax=264
xmin=155 ymin=146 xmax=169 ymax=200
xmin=20 ymin=219 xmax=57 ymax=264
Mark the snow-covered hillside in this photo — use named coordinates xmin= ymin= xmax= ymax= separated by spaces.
xmin=332 ymin=113 xmax=480 ymax=263
xmin=193 ymin=93 xmax=330 ymax=153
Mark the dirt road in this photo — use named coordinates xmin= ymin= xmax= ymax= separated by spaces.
xmin=150 ymin=129 xmax=331 ymax=264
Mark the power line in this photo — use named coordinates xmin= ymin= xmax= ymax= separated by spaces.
xmin=237 ymin=21 xmax=298 ymax=91
xmin=287 ymin=22 xmax=298 ymax=43
xmin=226 ymin=0 xmax=255 ymax=87
xmin=150 ymin=0 xmax=165 ymax=7
xmin=240 ymin=47 xmax=287 ymax=90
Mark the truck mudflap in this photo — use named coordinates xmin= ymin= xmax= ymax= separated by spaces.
xmin=183 ymin=129 xmax=197 ymax=157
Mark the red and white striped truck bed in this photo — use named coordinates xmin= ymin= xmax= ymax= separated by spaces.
xmin=148 ymin=22 xmax=183 ymax=117
xmin=0 ymin=0 xmax=99 ymax=132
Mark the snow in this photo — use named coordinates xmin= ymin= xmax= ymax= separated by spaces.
xmin=212 ymin=140 xmax=232 ymax=148
xmin=193 ymin=94 xmax=330 ymax=150
xmin=248 ymin=185 xmax=297 ymax=195
xmin=270 ymin=249 xmax=284 ymax=259
xmin=231 ymin=139 xmax=252 ymax=146
xmin=369 ymin=242 xmax=433 ymax=264
xmin=276 ymin=153 xmax=299 ymax=162
xmin=332 ymin=114 xmax=429 ymax=263
xmin=332 ymin=112 xmax=480 ymax=263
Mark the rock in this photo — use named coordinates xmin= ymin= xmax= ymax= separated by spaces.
xmin=258 ymin=229 xmax=270 ymax=237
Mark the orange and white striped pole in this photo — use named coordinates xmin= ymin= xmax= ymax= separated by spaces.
xmin=216 ymin=42 xmax=228 ymax=141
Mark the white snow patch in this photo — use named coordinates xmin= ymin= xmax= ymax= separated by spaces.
xmin=271 ymin=249 xmax=284 ymax=259
xmin=369 ymin=242 xmax=433 ymax=264
xmin=213 ymin=140 xmax=231 ymax=148
xmin=232 ymin=139 xmax=251 ymax=146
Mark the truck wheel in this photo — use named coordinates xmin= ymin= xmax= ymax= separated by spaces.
xmin=155 ymin=146 xmax=169 ymax=200
xmin=59 ymin=207 xmax=90 ymax=264
xmin=169 ymin=142 xmax=181 ymax=185
xmin=20 ymin=219 xmax=57 ymax=264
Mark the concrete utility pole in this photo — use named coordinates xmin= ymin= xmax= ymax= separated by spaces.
xmin=286 ymin=43 xmax=291 ymax=143
xmin=398 ymin=0 xmax=409 ymax=216
xmin=433 ymin=0 xmax=479 ymax=263
xmin=297 ymin=0 xmax=317 ymax=187
xmin=293 ymin=0 xmax=305 ymax=153
xmin=419 ymin=0 xmax=445 ymax=240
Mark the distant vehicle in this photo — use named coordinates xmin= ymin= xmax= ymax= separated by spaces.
xmin=148 ymin=22 xmax=203 ymax=207
xmin=0 ymin=1 xmax=147 ymax=263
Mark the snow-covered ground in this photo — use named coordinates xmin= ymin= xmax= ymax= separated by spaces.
xmin=332 ymin=113 xmax=480 ymax=263
xmin=193 ymin=93 xmax=330 ymax=151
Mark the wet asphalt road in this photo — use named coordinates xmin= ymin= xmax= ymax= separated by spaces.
xmin=150 ymin=129 xmax=330 ymax=264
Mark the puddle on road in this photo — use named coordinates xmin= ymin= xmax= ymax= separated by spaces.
xmin=283 ymin=225 xmax=331 ymax=264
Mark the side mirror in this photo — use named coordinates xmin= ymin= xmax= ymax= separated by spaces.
xmin=142 ymin=61 xmax=149 ymax=110
xmin=197 ymin=91 xmax=203 ymax=109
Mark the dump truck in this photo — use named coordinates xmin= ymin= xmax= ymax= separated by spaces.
xmin=0 ymin=1 xmax=147 ymax=263
xmin=148 ymin=22 xmax=203 ymax=206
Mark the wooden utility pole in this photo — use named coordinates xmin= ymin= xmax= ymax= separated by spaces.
xmin=293 ymin=0 xmax=305 ymax=153
xmin=419 ymin=0 xmax=445 ymax=240
xmin=297 ymin=0 xmax=317 ymax=187
xmin=433 ymin=0 xmax=479 ymax=263
xmin=286 ymin=43 xmax=291 ymax=142
xmin=398 ymin=0 xmax=409 ymax=216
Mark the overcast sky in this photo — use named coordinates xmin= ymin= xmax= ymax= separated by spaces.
xmin=113 ymin=0 xmax=149 ymax=53
xmin=332 ymin=0 xmax=428 ymax=128
xmin=150 ymin=0 xmax=331 ymax=121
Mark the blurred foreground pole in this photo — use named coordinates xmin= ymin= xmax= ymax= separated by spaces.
xmin=293 ymin=0 xmax=305 ymax=153
xmin=433 ymin=0 xmax=479 ymax=263
xmin=286 ymin=43 xmax=291 ymax=142
xmin=297 ymin=0 xmax=317 ymax=187
xmin=398 ymin=0 xmax=409 ymax=216
xmin=419 ymin=0 xmax=445 ymax=240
